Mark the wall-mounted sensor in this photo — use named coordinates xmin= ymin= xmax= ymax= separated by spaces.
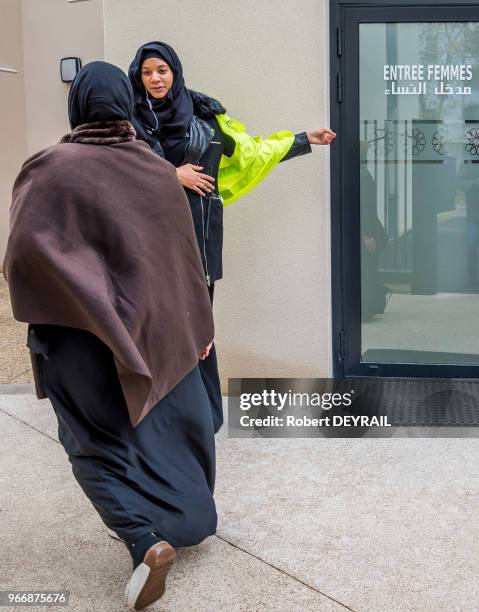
xmin=0 ymin=64 xmax=18 ymax=74
xmin=60 ymin=57 xmax=82 ymax=83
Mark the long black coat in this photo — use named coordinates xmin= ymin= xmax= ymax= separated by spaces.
xmin=132 ymin=90 xmax=312 ymax=284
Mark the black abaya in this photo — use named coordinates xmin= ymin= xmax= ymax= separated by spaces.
xmin=30 ymin=324 xmax=217 ymax=561
xmin=198 ymin=283 xmax=223 ymax=434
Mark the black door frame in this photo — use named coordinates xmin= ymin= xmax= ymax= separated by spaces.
xmin=330 ymin=0 xmax=479 ymax=379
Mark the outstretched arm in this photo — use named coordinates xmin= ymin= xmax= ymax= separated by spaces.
xmin=280 ymin=132 xmax=311 ymax=162
xmin=217 ymin=114 xmax=337 ymax=205
xmin=280 ymin=128 xmax=336 ymax=162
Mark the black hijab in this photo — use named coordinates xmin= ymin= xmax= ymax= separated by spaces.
xmin=68 ymin=61 xmax=134 ymax=129
xmin=128 ymin=41 xmax=194 ymax=165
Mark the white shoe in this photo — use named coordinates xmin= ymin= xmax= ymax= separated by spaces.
xmin=125 ymin=541 xmax=176 ymax=610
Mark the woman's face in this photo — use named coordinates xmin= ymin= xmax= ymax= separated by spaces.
xmin=141 ymin=58 xmax=174 ymax=99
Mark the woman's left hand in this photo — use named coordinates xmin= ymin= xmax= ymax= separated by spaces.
xmin=307 ymin=128 xmax=337 ymax=145
xmin=199 ymin=341 xmax=213 ymax=360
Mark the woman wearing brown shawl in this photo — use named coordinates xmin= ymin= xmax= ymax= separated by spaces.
xmin=4 ymin=62 xmax=217 ymax=610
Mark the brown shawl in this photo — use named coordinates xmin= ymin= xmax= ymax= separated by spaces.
xmin=3 ymin=120 xmax=214 ymax=426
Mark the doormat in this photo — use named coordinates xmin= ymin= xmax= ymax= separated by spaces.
xmin=228 ymin=377 xmax=479 ymax=432
xmin=345 ymin=378 xmax=479 ymax=426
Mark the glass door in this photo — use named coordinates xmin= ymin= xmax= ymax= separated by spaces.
xmin=339 ymin=4 xmax=479 ymax=377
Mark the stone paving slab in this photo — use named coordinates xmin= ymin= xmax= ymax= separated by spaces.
xmin=0 ymin=279 xmax=32 ymax=385
xmin=215 ymin=433 xmax=479 ymax=611
xmin=1 ymin=393 xmax=479 ymax=612
xmin=0 ymin=403 xmax=348 ymax=612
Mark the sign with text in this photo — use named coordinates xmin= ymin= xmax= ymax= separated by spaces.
xmin=384 ymin=64 xmax=473 ymax=96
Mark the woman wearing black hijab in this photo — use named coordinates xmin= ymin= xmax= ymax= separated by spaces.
xmin=128 ymin=42 xmax=336 ymax=437
xmin=4 ymin=61 xmax=218 ymax=610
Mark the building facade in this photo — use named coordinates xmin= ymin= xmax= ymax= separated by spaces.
xmin=2 ymin=0 xmax=478 ymax=388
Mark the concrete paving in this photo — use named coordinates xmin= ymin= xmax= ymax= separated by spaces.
xmin=0 ymin=279 xmax=32 ymax=385
xmin=1 ymin=391 xmax=478 ymax=612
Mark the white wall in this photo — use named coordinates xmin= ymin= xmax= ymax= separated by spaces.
xmin=104 ymin=0 xmax=332 ymax=385
xmin=21 ymin=0 xmax=105 ymax=155
xmin=0 ymin=0 xmax=105 ymax=260
xmin=0 ymin=0 xmax=28 ymax=262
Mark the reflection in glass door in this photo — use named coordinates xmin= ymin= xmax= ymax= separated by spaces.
xmin=359 ymin=20 xmax=479 ymax=367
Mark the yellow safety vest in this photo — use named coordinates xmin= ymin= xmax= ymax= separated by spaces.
xmin=216 ymin=114 xmax=295 ymax=206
